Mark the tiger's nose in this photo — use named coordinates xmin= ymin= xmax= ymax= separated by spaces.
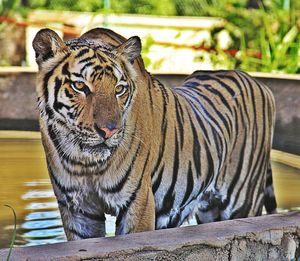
xmin=99 ymin=127 xmax=118 ymax=139
xmin=94 ymin=122 xmax=118 ymax=139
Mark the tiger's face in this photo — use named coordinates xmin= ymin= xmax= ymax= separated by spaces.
xmin=33 ymin=29 xmax=142 ymax=168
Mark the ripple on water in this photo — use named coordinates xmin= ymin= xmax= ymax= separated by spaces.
xmin=21 ymin=190 xmax=55 ymax=200
xmin=22 ymin=219 xmax=62 ymax=230
xmin=25 ymin=202 xmax=59 ymax=210
xmin=22 ymin=227 xmax=65 ymax=239
xmin=25 ymin=210 xmax=61 ymax=221
xmin=25 ymin=236 xmax=67 ymax=246
xmin=24 ymin=179 xmax=52 ymax=187
xmin=20 ymin=179 xmax=66 ymax=246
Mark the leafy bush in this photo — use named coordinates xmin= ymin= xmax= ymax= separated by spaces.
xmin=1 ymin=0 xmax=299 ymax=73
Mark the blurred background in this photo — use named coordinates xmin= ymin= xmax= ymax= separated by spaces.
xmin=0 ymin=0 xmax=299 ymax=73
xmin=0 ymin=0 xmax=299 ymax=250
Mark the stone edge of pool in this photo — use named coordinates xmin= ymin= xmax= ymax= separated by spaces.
xmin=0 ymin=211 xmax=299 ymax=261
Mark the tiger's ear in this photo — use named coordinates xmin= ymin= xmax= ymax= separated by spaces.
xmin=32 ymin=28 xmax=66 ymax=66
xmin=116 ymin=36 xmax=142 ymax=64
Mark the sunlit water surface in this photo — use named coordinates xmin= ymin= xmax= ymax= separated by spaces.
xmin=0 ymin=131 xmax=299 ymax=249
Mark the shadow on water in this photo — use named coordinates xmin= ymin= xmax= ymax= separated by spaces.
xmin=0 ymin=131 xmax=299 ymax=248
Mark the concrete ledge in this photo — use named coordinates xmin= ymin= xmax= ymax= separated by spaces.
xmin=1 ymin=212 xmax=299 ymax=261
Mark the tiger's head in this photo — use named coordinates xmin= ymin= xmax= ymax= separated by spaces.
xmin=33 ymin=28 xmax=145 ymax=168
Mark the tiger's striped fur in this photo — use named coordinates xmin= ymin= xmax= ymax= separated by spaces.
xmin=33 ymin=28 xmax=277 ymax=240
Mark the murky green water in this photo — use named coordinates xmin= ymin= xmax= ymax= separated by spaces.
xmin=0 ymin=131 xmax=299 ymax=249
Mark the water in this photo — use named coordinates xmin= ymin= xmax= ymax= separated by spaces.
xmin=0 ymin=131 xmax=300 ymax=249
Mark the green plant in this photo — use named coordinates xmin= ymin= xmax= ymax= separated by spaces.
xmin=4 ymin=205 xmax=17 ymax=261
xmin=236 ymin=6 xmax=300 ymax=73
xmin=141 ymin=34 xmax=155 ymax=68
xmin=0 ymin=0 xmax=27 ymax=17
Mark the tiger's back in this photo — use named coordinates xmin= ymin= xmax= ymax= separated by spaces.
xmin=150 ymin=69 xmax=275 ymax=228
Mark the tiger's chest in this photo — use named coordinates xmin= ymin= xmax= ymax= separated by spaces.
xmin=59 ymin=173 xmax=138 ymax=215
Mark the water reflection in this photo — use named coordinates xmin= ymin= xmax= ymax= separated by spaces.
xmin=0 ymin=131 xmax=299 ymax=249
xmin=25 ymin=210 xmax=61 ymax=220
xmin=22 ymin=190 xmax=54 ymax=200
xmin=20 ymin=178 xmax=66 ymax=246
xmin=25 ymin=202 xmax=59 ymax=210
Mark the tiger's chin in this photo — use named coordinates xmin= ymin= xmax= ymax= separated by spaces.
xmin=80 ymin=141 xmax=114 ymax=162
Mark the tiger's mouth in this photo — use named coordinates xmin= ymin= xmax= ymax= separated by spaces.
xmin=80 ymin=140 xmax=112 ymax=153
xmin=78 ymin=132 xmax=123 ymax=161
xmin=61 ymin=126 xmax=125 ymax=164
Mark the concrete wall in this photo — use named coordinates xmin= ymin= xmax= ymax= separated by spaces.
xmin=0 ymin=212 xmax=299 ymax=260
xmin=0 ymin=69 xmax=299 ymax=155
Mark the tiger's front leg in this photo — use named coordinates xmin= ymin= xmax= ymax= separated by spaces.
xmin=49 ymin=174 xmax=106 ymax=240
xmin=58 ymin=200 xmax=106 ymax=240
xmin=115 ymin=183 xmax=155 ymax=235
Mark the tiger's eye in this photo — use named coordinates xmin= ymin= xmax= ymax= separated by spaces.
xmin=115 ymin=85 xmax=127 ymax=97
xmin=70 ymin=82 xmax=91 ymax=96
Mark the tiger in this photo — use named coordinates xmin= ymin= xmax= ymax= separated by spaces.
xmin=32 ymin=27 xmax=277 ymax=240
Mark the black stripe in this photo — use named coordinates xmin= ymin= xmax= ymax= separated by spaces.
xmin=72 ymin=72 xmax=82 ymax=78
xmin=43 ymin=54 xmax=71 ymax=102
xmin=158 ymin=80 xmax=169 ymax=104
xmin=152 ymin=165 xmax=164 ymax=194
xmin=103 ymin=142 xmax=141 ymax=193
xmin=147 ymin=78 xmax=154 ymax=112
xmin=202 ymin=140 xmax=215 ymax=189
xmin=203 ymin=83 xmax=233 ymax=114
xmin=221 ymin=131 xmax=247 ymax=211
xmin=68 ymin=228 xmax=89 ymax=239
xmin=150 ymin=84 xmax=168 ymax=179
xmin=97 ymin=53 xmax=108 ymax=63
xmin=174 ymin=94 xmax=185 ymax=150
xmin=58 ymin=198 xmax=106 ymax=222
xmin=180 ymin=89 xmax=212 ymax=145
xmin=116 ymin=151 xmax=150 ymax=227
xmin=156 ymin=127 xmax=180 ymax=217
xmin=44 ymin=105 xmax=55 ymax=120
xmin=64 ymin=88 xmax=73 ymax=99
xmin=80 ymin=61 xmax=94 ymax=74
xmin=180 ymin=161 xmax=194 ymax=207
xmin=187 ymin=112 xmax=201 ymax=177
xmin=230 ymin=153 xmax=267 ymax=218
xmin=183 ymin=86 xmax=227 ymax=144
xmin=62 ymin=62 xmax=70 ymax=77
xmin=195 ymin=90 xmax=231 ymax=137
xmin=90 ymin=65 xmax=103 ymax=81
xmin=167 ymin=211 xmax=181 ymax=228
xmin=53 ymin=78 xmax=71 ymax=113
xmin=79 ymin=55 xmax=95 ymax=64
xmin=123 ymin=151 xmax=150 ymax=211
xmin=78 ymin=209 xmax=106 ymax=222
xmin=195 ymin=74 xmax=236 ymax=97
xmin=48 ymin=165 xmax=77 ymax=194
xmin=75 ymin=48 xmax=90 ymax=58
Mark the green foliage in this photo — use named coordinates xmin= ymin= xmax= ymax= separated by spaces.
xmin=111 ymin=0 xmax=175 ymax=16
xmin=1 ymin=0 xmax=299 ymax=73
xmin=233 ymin=5 xmax=300 ymax=73
xmin=141 ymin=35 xmax=155 ymax=68
xmin=0 ymin=0 xmax=20 ymax=15
xmin=27 ymin=0 xmax=104 ymax=12
xmin=4 ymin=205 xmax=17 ymax=261
xmin=0 ymin=0 xmax=27 ymax=33
xmin=0 ymin=0 xmax=26 ymax=17
xmin=239 ymin=20 xmax=299 ymax=73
